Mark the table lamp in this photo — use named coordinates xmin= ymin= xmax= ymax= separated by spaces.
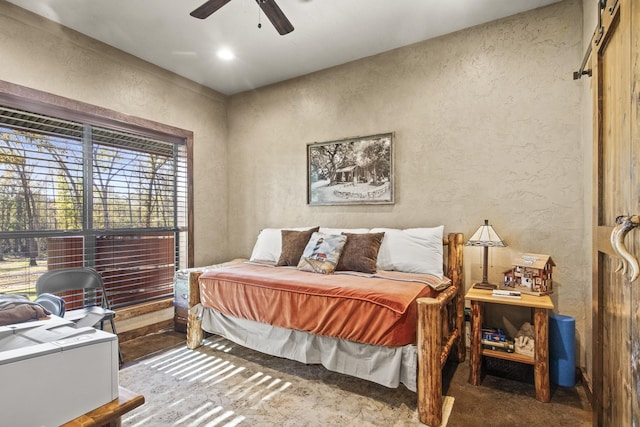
xmin=465 ymin=219 xmax=506 ymax=290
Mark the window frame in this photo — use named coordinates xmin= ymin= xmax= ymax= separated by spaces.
xmin=0 ymin=80 xmax=195 ymax=299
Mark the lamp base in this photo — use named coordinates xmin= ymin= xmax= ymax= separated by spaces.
xmin=473 ymin=282 xmax=497 ymax=290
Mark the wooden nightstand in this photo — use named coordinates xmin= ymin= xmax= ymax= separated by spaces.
xmin=465 ymin=287 xmax=554 ymax=402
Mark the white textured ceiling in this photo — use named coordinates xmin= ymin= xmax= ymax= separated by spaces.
xmin=6 ymin=0 xmax=561 ymax=95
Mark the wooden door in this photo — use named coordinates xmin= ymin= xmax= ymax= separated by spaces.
xmin=592 ymin=0 xmax=640 ymax=425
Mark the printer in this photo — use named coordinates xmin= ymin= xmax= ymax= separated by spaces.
xmin=0 ymin=316 xmax=119 ymax=426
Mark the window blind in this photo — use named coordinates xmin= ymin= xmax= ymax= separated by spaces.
xmin=0 ymin=105 xmax=188 ymax=309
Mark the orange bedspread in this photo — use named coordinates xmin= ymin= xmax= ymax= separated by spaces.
xmin=198 ymin=262 xmax=441 ymax=346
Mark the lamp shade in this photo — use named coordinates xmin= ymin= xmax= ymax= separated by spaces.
xmin=465 ymin=219 xmax=506 ymax=247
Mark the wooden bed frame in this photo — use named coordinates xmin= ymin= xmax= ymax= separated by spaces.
xmin=185 ymin=232 xmax=465 ymax=426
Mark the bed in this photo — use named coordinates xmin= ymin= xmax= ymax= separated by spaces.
xmin=185 ymin=227 xmax=465 ymax=426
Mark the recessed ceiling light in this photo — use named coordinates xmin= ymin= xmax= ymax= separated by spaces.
xmin=217 ymin=49 xmax=235 ymax=61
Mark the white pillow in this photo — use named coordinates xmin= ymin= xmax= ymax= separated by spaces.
xmin=319 ymin=227 xmax=370 ymax=235
xmin=371 ymin=226 xmax=444 ymax=278
xmin=250 ymin=227 xmax=317 ymax=262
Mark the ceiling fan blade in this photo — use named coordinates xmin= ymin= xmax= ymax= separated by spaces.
xmin=256 ymin=0 xmax=294 ymax=35
xmin=190 ymin=0 xmax=233 ymax=19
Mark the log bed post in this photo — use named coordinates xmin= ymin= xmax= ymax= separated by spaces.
xmin=416 ymin=232 xmax=464 ymax=426
xmin=417 ymin=297 xmax=443 ymax=426
xmin=448 ymin=232 xmax=465 ymax=362
xmin=186 ymin=271 xmax=204 ymax=350
xmin=187 ymin=305 xmax=204 ymax=349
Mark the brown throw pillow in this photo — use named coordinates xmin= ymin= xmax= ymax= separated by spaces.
xmin=276 ymin=227 xmax=320 ymax=266
xmin=336 ymin=232 xmax=385 ymax=274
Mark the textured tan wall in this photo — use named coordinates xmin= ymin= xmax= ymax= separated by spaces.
xmin=0 ymin=1 xmax=228 ymax=267
xmin=227 ymin=1 xmax=588 ymax=363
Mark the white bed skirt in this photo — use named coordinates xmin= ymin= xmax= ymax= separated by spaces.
xmin=199 ymin=306 xmax=418 ymax=392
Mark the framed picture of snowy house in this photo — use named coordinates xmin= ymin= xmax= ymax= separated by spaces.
xmin=307 ymin=133 xmax=394 ymax=206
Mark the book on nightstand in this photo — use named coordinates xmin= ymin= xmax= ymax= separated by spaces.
xmin=492 ymin=289 xmax=521 ymax=299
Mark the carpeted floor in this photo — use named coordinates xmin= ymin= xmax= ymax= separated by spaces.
xmin=119 ymin=332 xmax=592 ymax=427
xmin=119 ymin=335 xmax=451 ymax=426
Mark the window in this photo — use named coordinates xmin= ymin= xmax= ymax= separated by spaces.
xmin=0 ymin=94 xmax=191 ymax=309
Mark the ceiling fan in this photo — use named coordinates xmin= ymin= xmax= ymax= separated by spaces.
xmin=190 ymin=0 xmax=295 ymax=35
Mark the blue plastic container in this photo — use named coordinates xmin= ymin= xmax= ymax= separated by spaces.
xmin=549 ymin=313 xmax=576 ymax=387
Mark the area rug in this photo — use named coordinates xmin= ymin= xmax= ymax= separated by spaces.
xmin=119 ymin=336 xmax=453 ymax=427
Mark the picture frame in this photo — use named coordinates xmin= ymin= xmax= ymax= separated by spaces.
xmin=307 ymin=133 xmax=394 ymax=206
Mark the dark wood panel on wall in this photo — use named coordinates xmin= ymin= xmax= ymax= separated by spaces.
xmin=46 ymin=235 xmax=175 ymax=308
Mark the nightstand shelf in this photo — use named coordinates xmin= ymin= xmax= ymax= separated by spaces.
xmin=482 ymin=348 xmax=534 ymax=365
xmin=465 ymin=287 xmax=554 ymax=402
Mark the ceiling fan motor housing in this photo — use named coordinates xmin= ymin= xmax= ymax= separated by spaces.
xmin=191 ymin=0 xmax=294 ymax=35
